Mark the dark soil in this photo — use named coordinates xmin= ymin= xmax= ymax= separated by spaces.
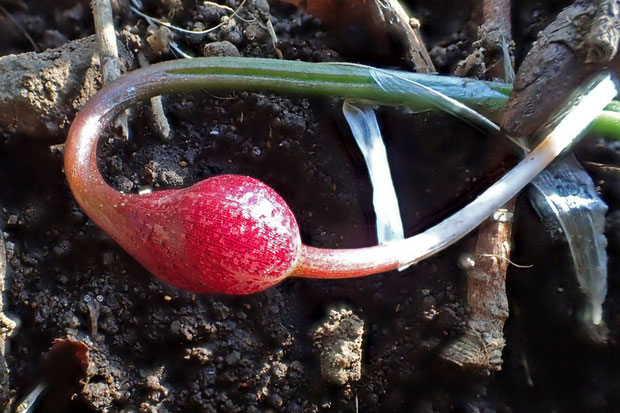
xmin=1 ymin=0 xmax=619 ymax=412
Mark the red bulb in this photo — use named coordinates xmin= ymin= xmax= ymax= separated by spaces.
xmin=119 ymin=175 xmax=303 ymax=294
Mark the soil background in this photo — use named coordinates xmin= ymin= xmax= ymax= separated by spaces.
xmin=1 ymin=0 xmax=619 ymax=412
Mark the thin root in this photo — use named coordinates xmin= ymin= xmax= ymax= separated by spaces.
xmin=0 ymin=4 xmax=39 ymax=52
xmin=477 ymin=253 xmax=533 ymax=269
xmin=131 ymin=0 xmax=248 ymax=36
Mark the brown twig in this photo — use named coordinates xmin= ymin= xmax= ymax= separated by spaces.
xmin=375 ymin=0 xmax=435 ymax=73
xmin=137 ymin=52 xmax=171 ymax=140
xmin=280 ymin=0 xmax=435 ymax=73
xmin=442 ymin=200 xmax=515 ymax=370
xmin=91 ymin=0 xmax=129 ymax=139
xmin=1 ymin=228 xmax=17 ymax=408
xmin=92 ymin=0 xmax=121 ymax=87
xmin=442 ymin=0 xmax=514 ymax=372
xmin=482 ymin=0 xmax=512 ymax=40
xmin=455 ymin=0 xmax=514 ymax=80
xmin=483 ymin=0 xmax=514 ymax=81
xmin=502 ymin=0 xmax=620 ymax=144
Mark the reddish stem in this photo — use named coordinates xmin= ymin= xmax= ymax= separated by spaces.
xmin=294 ymin=245 xmax=399 ymax=279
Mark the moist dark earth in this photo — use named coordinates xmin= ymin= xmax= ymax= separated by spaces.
xmin=1 ymin=0 xmax=619 ymax=412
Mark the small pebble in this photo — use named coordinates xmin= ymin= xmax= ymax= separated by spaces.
xmin=253 ymin=0 xmax=270 ymax=14
xmin=313 ymin=308 xmax=364 ymax=385
xmin=225 ymin=351 xmax=241 ymax=365
xmin=202 ymin=40 xmax=240 ymax=57
xmin=5 ymin=242 xmax=15 ymax=259
xmin=53 ymin=240 xmax=72 ymax=256
xmin=146 ymin=26 xmax=173 ymax=56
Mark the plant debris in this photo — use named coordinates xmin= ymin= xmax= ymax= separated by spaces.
xmin=502 ymin=0 xmax=620 ymax=145
xmin=0 ymin=230 xmax=16 ymax=407
xmin=529 ymin=154 xmax=609 ymax=342
xmin=343 ymin=101 xmax=404 ymax=244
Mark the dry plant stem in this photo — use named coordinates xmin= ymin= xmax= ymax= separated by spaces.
xmin=0 ymin=230 xmax=16 ymax=407
xmin=442 ymin=200 xmax=515 ymax=370
xmin=443 ymin=0 xmax=514 ymax=371
xmin=148 ymin=97 xmax=170 ymax=140
xmin=137 ymin=53 xmax=170 ymax=140
xmin=131 ymin=0 xmax=249 ymax=36
xmin=91 ymin=0 xmax=129 ymax=139
xmin=266 ymin=20 xmax=283 ymax=60
xmin=502 ymin=0 xmax=620 ymax=143
xmin=443 ymin=199 xmax=517 ymax=371
xmin=377 ymin=0 xmax=435 ymax=73
xmin=280 ymin=0 xmax=434 ymax=72
xmin=483 ymin=0 xmax=512 ymax=80
xmin=92 ymin=0 xmax=121 ymax=87
xmin=474 ymin=0 xmax=514 ymax=366
xmin=483 ymin=0 xmax=512 ymax=39
xmin=0 ymin=4 xmax=38 ymax=52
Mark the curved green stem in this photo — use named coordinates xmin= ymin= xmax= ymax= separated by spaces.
xmin=93 ymin=57 xmax=619 ymax=139
xmin=588 ymin=108 xmax=620 ymax=138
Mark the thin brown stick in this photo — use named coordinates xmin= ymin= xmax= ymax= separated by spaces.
xmin=442 ymin=0 xmax=514 ymax=372
xmin=1 ymin=230 xmax=17 ymax=407
xmin=281 ymin=0 xmax=435 ymax=72
xmin=92 ymin=0 xmax=120 ymax=84
xmin=455 ymin=0 xmax=514 ymax=80
xmin=376 ymin=0 xmax=435 ymax=73
xmin=442 ymin=200 xmax=515 ymax=370
xmin=484 ymin=0 xmax=514 ymax=81
xmin=91 ymin=0 xmax=129 ymax=139
xmin=137 ymin=53 xmax=171 ymax=140
xmin=502 ymin=0 xmax=620 ymax=142
xmin=0 ymin=4 xmax=39 ymax=52
xmin=483 ymin=0 xmax=512 ymax=40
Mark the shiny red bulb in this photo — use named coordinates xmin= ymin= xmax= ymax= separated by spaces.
xmin=124 ymin=175 xmax=302 ymax=294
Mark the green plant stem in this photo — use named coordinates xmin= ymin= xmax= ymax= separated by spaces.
xmin=605 ymin=100 xmax=620 ymax=112
xmin=587 ymin=110 xmax=620 ymax=137
xmin=87 ymin=56 xmax=619 ymax=141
